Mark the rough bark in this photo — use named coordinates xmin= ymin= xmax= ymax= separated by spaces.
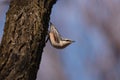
xmin=0 ymin=0 xmax=57 ymax=80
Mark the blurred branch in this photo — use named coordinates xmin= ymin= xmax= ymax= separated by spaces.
xmin=1 ymin=0 xmax=10 ymax=4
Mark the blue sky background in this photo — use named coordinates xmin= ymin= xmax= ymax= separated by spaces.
xmin=0 ymin=0 xmax=9 ymax=38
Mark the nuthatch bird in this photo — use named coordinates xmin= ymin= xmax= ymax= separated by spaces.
xmin=48 ymin=22 xmax=74 ymax=49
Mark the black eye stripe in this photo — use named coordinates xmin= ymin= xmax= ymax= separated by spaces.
xmin=62 ymin=40 xmax=70 ymax=41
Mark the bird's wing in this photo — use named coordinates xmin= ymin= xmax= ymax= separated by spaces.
xmin=50 ymin=22 xmax=62 ymax=43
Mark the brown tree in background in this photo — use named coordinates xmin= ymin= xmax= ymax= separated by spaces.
xmin=0 ymin=0 xmax=56 ymax=80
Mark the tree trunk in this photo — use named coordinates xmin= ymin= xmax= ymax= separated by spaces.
xmin=0 ymin=0 xmax=57 ymax=80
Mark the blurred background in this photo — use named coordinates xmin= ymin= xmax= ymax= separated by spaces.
xmin=0 ymin=0 xmax=120 ymax=80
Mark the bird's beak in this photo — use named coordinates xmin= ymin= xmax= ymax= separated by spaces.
xmin=72 ymin=40 xmax=75 ymax=42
